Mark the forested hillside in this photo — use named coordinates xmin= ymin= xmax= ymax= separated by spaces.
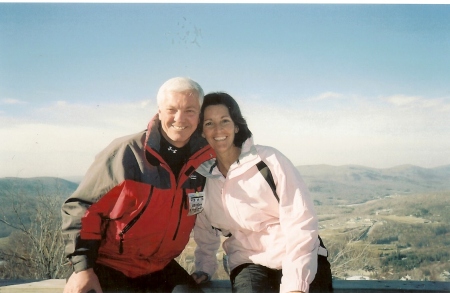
xmin=1 ymin=165 xmax=449 ymax=281
xmin=297 ymin=164 xmax=450 ymax=205
xmin=0 ymin=177 xmax=78 ymax=279
xmin=0 ymin=177 xmax=77 ymax=237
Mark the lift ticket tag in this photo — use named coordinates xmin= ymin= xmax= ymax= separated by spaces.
xmin=188 ymin=191 xmax=205 ymax=216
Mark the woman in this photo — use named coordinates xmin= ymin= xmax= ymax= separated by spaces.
xmin=191 ymin=92 xmax=333 ymax=293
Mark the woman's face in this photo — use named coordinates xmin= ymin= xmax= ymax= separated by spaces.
xmin=202 ymin=104 xmax=238 ymax=155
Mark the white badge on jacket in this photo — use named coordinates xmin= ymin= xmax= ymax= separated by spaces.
xmin=187 ymin=191 xmax=205 ymax=216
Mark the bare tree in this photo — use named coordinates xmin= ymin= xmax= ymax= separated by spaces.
xmin=0 ymin=179 xmax=70 ymax=279
xmin=324 ymin=226 xmax=378 ymax=280
xmin=327 ymin=239 xmax=373 ymax=279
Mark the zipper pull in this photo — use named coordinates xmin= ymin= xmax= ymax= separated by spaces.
xmin=119 ymin=232 xmax=124 ymax=254
xmin=183 ymin=189 xmax=188 ymax=209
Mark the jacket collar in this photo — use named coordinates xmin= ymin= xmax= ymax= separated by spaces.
xmin=145 ymin=114 xmax=214 ymax=165
xmin=197 ymin=137 xmax=261 ymax=179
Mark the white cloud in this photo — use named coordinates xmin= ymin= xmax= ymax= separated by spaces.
xmin=311 ymin=91 xmax=343 ymax=101
xmin=385 ymin=94 xmax=420 ymax=106
xmin=56 ymin=100 xmax=68 ymax=106
xmin=32 ymin=99 xmax=158 ymax=130
xmin=384 ymin=94 xmax=450 ymax=112
xmin=0 ymin=124 xmax=120 ymax=178
xmin=240 ymin=93 xmax=450 ymax=169
xmin=1 ymin=93 xmax=450 ymax=178
xmin=1 ymin=98 xmax=27 ymax=105
xmin=0 ymin=100 xmax=158 ymax=178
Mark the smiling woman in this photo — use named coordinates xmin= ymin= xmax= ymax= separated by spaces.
xmin=201 ymin=104 xmax=240 ymax=175
xmin=192 ymin=92 xmax=333 ymax=293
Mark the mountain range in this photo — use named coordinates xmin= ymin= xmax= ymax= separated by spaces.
xmin=297 ymin=164 xmax=450 ymax=205
xmin=2 ymin=164 xmax=449 ymax=206
xmin=0 ymin=164 xmax=449 ymax=236
xmin=0 ymin=177 xmax=78 ymax=237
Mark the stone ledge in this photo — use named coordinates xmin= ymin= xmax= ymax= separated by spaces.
xmin=0 ymin=279 xmax=65 ymax=293
xmin=0 ymin=279 xmax=449 ymax=293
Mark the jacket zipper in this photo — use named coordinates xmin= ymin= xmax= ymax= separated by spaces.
xmin=171 ymin=162 xmax=196 ymax=240
xmin=118 ymin=185 xmax=154 ymax=254
xmin=157 ymin=145 xmax=212 ymax=241
xmin=172 ymin=188 xmax=188 ymax=240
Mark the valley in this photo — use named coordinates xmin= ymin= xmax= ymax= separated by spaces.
xmin=1 ymin=164 xmax=449 ymax=281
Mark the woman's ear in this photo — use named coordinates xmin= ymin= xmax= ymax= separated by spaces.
xmin=235 ymin=126 xmax=239 ymax=133
xmin=201 ymin=132 xmax=205 ymax=138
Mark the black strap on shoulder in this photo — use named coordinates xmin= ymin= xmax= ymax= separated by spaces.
xmin=256 ymin=161 xmax=279 ymax=202
xmin=318 ymin=235 xmax=328 ymax=252
xmin=256 ymin=160 xmax=328 ymax=252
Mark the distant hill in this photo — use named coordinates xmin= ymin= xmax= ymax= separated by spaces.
xmin=3 ymin=164 xmax=450 ymax=208
xmin=0 ymin=177 xmax=78 ymax=237
xmin=61 ymin=176 xmax=84 ymax=184
xmin=297 ymin=164 xmax=450 ymax=205
xmin=1 ymin=165 xmax=449 ymax=234
xmin=0 ymin=177 xmax=78 ymax=196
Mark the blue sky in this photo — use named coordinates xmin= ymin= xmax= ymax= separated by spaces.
xmin=1 ymin=3 xmax=450 ymax=178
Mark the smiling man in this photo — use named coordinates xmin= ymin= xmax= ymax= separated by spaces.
xmin=62 ymin=77 xmax=214 ymax=293
xmin=158 ymin=90 xmax=202 ymax=147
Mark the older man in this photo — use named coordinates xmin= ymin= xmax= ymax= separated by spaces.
xmin=62 ymin=77 xmax=214 ymax=293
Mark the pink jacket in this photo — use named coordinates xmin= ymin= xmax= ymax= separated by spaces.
xmin=194 ymin=137 xmax=320 ymax=293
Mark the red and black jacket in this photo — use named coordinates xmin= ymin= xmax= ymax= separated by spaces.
xmin=61 ymin=114 xmax=215 ymax=278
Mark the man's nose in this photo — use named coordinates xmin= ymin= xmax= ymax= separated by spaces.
xmin=174 ymin=110 xmax=184 ymax=121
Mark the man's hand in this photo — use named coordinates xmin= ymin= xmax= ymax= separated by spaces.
xmin=63 ymin=268 xmax=103 ymax=293
xmin=191 ymin=271 xmax=209 ymax=284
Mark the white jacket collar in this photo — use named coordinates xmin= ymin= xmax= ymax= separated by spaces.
xmin=196 ymin=137 xmax=261 ymax=178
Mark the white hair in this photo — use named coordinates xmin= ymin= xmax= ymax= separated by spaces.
xmin=156 ymin=77 xmax=204 ymax=107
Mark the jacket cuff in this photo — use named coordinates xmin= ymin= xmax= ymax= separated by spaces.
xmin=70 ymin=255 xmax=96 ymax=273
xmin=69 ymin=239 xmax=101 ymax=273
xmin=280 ymin=280 xmax=309 ymax=293
xmin=193 ymin=271 xmax=211 ymax=283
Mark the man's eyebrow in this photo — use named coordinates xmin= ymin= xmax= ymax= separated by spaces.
xmin=185 ymin=106 xmax=199 ymax=110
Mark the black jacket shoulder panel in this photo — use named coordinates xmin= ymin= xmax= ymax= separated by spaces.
xmin=181 ymin=171 xmax=206 ymax=190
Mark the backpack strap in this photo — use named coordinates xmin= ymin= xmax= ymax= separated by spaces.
xmin=256 ymin=161 xmax=279 ymax=202
xmin=255 ymin=160 xmax=328 ymax=257
xmin=318 ymin=235 xmax=328 ymax=257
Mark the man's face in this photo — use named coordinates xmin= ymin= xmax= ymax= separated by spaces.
xmin=158 ymin=90 xmax=200 ymax=148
